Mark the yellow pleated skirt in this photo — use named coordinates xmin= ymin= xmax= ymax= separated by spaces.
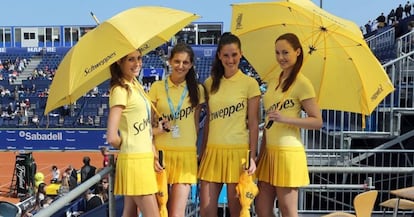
xmin=157 ymin=145 xmax=197 ymax=184
xmin=198 ymin=144 xmax=249 ymax=183
xmin=256 ymin=145 xmax=309 ymax=187
xmin=115 ymin=152 xmax=158 ymax=195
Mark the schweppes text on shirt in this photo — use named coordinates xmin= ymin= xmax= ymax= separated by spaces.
xmin=266 ymin=99 xmax=295 ymax=113
xmin=210 ymin=101 xmax=245 ymax=121
xmin=164 ymin=106 xmax=194 ymax=121
xmin=133 ymin=118 xmax=151 ymax=135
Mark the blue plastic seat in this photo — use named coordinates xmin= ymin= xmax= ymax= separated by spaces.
xmin=0 ymin=201 xmax=21 ymax=217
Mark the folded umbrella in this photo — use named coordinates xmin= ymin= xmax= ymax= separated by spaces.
xmin=156 ymin=150 xmax=168 ymax=217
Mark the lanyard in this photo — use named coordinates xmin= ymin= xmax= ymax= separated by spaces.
xmin=135 ymin=81 xmax=152 ymax=136
xmin=164 ymin=78 xmax=188 ymax=121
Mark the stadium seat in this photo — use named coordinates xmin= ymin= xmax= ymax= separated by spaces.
xmin=322 ymin=190 xmax=378 ymax=217
xmin=0 ymin=201 xmax=21 ymax=217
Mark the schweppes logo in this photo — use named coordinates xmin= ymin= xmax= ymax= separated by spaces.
xmin=371 ymin=84 xmax=383 ymax=101
xmin=84 ymin=52 xmax=116 ymax=75
xmin=236 ymin=13 xmax=243 ymax=30
xmin=138 ymin=44 xmax=150 ymax=53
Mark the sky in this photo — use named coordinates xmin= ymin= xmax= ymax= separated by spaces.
xmin=0 ymin=0 xmax=405 ymax=31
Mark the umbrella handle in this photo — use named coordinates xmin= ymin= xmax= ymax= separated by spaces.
xmin=158 ymin=150 xmax=164 ymax=168
xmin=265 ymin=120 xmax=274 ymax=129
xmin=245 ymin=150 xmax=251 ymax=170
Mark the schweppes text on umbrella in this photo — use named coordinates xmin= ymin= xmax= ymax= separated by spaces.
xmin=84 ymin=52 xmax=116 ymax=75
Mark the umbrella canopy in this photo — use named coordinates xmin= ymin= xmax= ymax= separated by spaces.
xmin=45 ymin=6 xmax=199 ymax=114
xmin=236 ymin=171 xmax=258 ymax=217
xmin=231 ymin=0 xmax=394 ymax=115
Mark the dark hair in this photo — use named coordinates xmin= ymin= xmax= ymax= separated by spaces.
xmin=109 ymin=50 xmax=142 ymax=92
xmin=275 ymin=33 xmax=303 ymax=92
xmin=210 ymin=32 xmax=242 ymax=93
xmin=35 ymin=183 xmax=46 ymax=208
xmin=169 ymin=43 xmax=200 ymax=107
xmin=83 ymin=156 xmax=91 ymax=165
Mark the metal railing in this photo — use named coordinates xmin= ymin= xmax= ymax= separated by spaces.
xmin=34 ymin=156 xmax=115 ymax=217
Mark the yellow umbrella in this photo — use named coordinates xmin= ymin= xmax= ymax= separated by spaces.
xmin=236 ymin=150 xmax=258 ymax=217
xmin=156 ymin=150 xmax=168 ymax=217
xmin=45 ymin=6 xmax=199 ymax=114
xmin=231 ymin=0 xmax=394 ymax=115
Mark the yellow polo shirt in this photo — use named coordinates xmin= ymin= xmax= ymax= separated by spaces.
xmin=204 ymin=70 xmax=260 ymax=145
xmin=148 ymin=77 xmax=205 ymax=147
xmin=263 ymin=73 xmax=316 ymax=147
xmin=109 ymin=79 xmax=153 ymax=153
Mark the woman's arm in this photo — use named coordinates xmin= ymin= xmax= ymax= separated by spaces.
xmin=106 ymin=105 xmax=123 ymax=149
xmin=267 ymin=98 xmax=322 ymax=129
xmin=247 ymin=95 xmax=260 ymax=174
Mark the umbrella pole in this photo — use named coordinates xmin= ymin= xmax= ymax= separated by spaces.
xmin=90 ymin=11 xmax=100 ymax=25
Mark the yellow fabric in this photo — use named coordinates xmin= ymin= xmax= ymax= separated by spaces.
xmin=230 ymin=0 xmax=394 ymax=115
xmin=109 ymin=79 xmax=152 ymax=153
xmin=157 ymin=145 xmax=197 ymax=184
xmin=148 ymin=78 xmax=205 ymax=147
xmin=256 ymin=146 xmax=309 ymax=187
xmin=263 ymin=73 xmax=315 ymax=147
xmin=236 ymin=171 xmax=258 ymax=217
xmin=115 ymin=152 xmax=157 ymax=195
xmin=204 ymin=70 xmax=261 ymax=145
xmin=45 ymin=7 xmax=199 ymax=114
xmin=198 ymin=144 xmax=249 ymax=183
xmin=156 ymin=171 xmax=168 ymax=217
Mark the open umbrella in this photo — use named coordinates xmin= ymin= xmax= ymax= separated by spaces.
xmin=236 ymin=150 xmax=258 ymax=217
xmin=231 ymin=0 xmax=394 ymax=115
xmin=45 ymin=6 xmax=199 ymax=114
xmin=156 ymin=150 xmax=168 ymax=217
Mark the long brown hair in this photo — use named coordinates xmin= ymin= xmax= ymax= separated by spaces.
xmin=109 ymin=50 xmax=142 ymax=93
xmin=169 ymin=43 xmax=201 ymax=107
xmin=210 ymin=32 xmax=241 ymax=93
xmin=275 ymin=33 xmax=303 ymax=92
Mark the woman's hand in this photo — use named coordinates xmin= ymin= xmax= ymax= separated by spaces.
xmin=267 ymin=109 xmax=285 ymax=123
xmin=154 ymin=157 xmax=164 ymax=172
xmin=246 ymin=158 xmax=257 ymax=175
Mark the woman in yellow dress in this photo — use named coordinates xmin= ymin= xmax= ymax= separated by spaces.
xmin=149 ymin=43 xmax=205 ymax=216
xmin=198 ymin=32 xmax=261 ymax=217
xmin=255 ymin=33 xmax=322 ymax=217
xmin=106 ymin=50 xmax=160 ymax=217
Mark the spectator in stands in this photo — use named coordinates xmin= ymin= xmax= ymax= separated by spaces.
xmin=78 ymin=114 xmax=84 ymax=125
xmin=148 ymin=43 xmax=205 ymax=217
xmin=50 ymin=165 xmax=60 ymax=183
xmin=254 ymin=33 xmax=322 ymax=217
xmin=388 ymin=9 xmax=396 ymax=26
xmin=397 ymin=4 xmax=404 ymax=21
xmin=405 ymin=1 xmax=412 ymax=17
xmin=31 ymin=114 xmax=39 ymax=127
xmin=95 ymin=182 xmax=109 ymax=203
xmin=24 ymin=183 xmax=48 ymax=216
xmin=35 ymin=183 xmax=46 ymax=208
xmin=59 ymin=169 xmax=71 ymax=196
xmin=198 ymin=33 xmax=260 ymax=217
xmin=87 ymin=115 xmax=94 ymax=126
xmin=100 ymin=146 xmax=110 ymax=167
xmin=67 ymin=165 xmax=78 ymax=190
xmin=106 ymin=49 xmax=160 ymax=217
xmin=80 ymin=156 xmax=96 ymax=185
xmin=84 ymin=189 xmax=103 ymax=212
xmin=376 ymin=13 xmax=386 ymax=29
